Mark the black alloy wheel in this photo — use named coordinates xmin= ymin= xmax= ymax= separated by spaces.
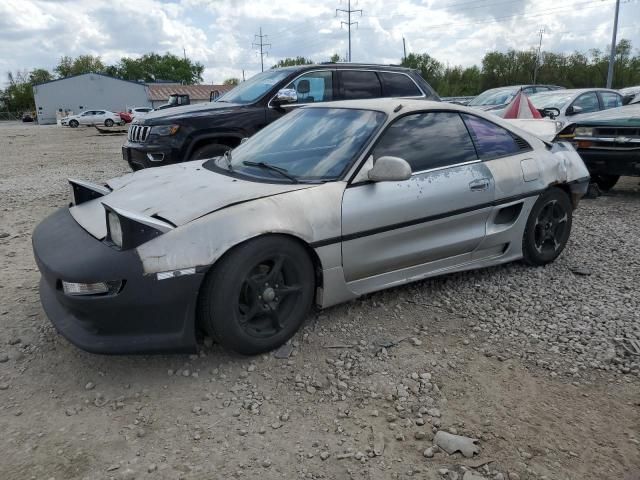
xmin=198 ymin=236 xmax=314 ymax=355
xmin=522 ymin=188 xmax=573 ymax=266
xmin=69 ymin=119 xmax=79 ymax=128
xmin=104 ymin=118 xmax=114 ymax=127
xmin=190 ymin=143 xmax=230 ymax=161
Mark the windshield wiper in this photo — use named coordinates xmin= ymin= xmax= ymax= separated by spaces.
xmin=242 ymin=161 xmax=298 ymax=183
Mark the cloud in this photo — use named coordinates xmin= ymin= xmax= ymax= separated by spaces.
xmin=0 ymin=0 xmax=638 ymax=86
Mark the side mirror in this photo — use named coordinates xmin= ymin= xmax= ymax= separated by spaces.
xmin=273 ymin=88 xmax=298 ymax=105
xmin=566 ymin=105 xmax=583 ymax=115
xmin=368 ymin=156 xmax=412 ymax=182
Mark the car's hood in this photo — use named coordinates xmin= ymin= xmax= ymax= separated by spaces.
xmin=139 ymin=101 xmax=244 ymax=124
xmin=569 ymin=104 xmax=640 ymax=126
xmin=69 ymin=160 xmax=316 ymax=240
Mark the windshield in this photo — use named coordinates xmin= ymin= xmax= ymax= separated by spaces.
xmin=469 ymin=87 xmax=517 ymax=106
xmin=529 ymin=92 xmax=575 ymax=110
xmin=217 ymin=70 xmax=291 ymax=104
xmin=211 ymin=107 xmax=386 ymax=182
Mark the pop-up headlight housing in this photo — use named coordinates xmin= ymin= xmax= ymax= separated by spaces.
xmin=69 ymin=178 xmax=111 ymax=206
xmin=103 ymin=204 xmax=174 ymax=250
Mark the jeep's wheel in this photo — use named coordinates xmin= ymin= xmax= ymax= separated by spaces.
xmin=69 ymin=120 xmax=79 ymax=128
xmin=198 ymin=236 xmax=314 ymax=355
xmin=104 ymin=118 xmax=114 ymax=127
xmin=592 ymin=174 xmax=619 ymax=192
xmin=190 ymin=143 xmax=230 ymax=161
xmin=522 ymin=188 xmax=573 ymax=266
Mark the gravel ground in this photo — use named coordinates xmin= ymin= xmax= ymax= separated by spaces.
xmin=0 ymin=121 xmax=639 ymax=480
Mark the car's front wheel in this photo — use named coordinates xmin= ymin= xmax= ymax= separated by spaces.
xmin=68 ymin=120 xmax=79 ymax=128
xmin=198 ymin=236 xmax=315 ymax=355
xmin=190 ymin=143 xmax=230 ymax=161
xmin=592 ymin=174 xmax=619 ymax=192
xmin=522 ymin=188 xmax=573 ymax=266
xmin=104 ymin=118 xmax=114 ymax=127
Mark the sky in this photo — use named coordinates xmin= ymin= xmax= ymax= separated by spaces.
xmin=1 ymin=0 xmax=638 ymax=85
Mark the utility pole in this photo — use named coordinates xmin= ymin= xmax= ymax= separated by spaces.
xmin=252 ymin=27 xmax=271 ymax=72
xmin=402 ymin=37 xmax=407 ymax=63
xmin=606 ymin=0 xmax=621 ymax=88
xmin=336 ymin=0 xmax=363 ymax=62
xmin=533 ymin=28 xmax=545 ymax=84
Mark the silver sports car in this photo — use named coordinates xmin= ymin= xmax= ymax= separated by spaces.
xmin=32 ymin=99 xmax=590 ymax=355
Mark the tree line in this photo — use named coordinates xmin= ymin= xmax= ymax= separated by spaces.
xmin=1 ymin=53 xmax=204 ymax=112
xmin=2 ymin=40 xmax=639 ymax=113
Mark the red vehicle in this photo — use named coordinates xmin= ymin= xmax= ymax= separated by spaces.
xmin=119 ymin=112 xmax=133 ymax=123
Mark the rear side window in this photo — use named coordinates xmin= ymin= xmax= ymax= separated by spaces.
xmin=380 ymin=72 xmax=422 ymax=97
xmin=599 ymin=91 xmax=622 ymax=109
xmin=373 ymin=112 xmax=477 ymax=172
xmin=340 ymin=70 xmax=382 ymax=99
xmin=462 ymin=114 xmax=529 ymax=159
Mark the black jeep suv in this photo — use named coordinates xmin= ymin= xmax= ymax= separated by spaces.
xmin=122 ymin=63 xmax=439 ymax=170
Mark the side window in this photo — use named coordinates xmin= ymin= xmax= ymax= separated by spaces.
xmin=599 ymin=92 xmax=622 ymax=109
xmin=373 ymin=112 xmax=477 ymax=172
xmin=462 ymin=114 xmax=527 ymax=159
xmin=571 ymin=92 xmax=599 ymax=113
xmin=522 ymin=87 xmax=535 ymax=95
xmin=534 ymin=86 xmax=550 ymax=93
xmin=340 ymin=70 xmax=382 ymax=100
xmin=380 ymin=72 xmax=422 ymax=97
xmin=285 ymin=71 xmax=333 ymax=103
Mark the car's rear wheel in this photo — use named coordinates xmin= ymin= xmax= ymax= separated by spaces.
xmin=69 ymin=120 xmax=79 ymax=128
xmin=198 ymin=236 xmax=315 ymax=355
xmin=522 ymin=188 xmax=573 ymax=266
xmin=592 ymin=174 xmax=619 ymax=192
xmin=190 ymin=143 xmax=230 ymax=161
xmin=104 ymin=118 xmax=114 ymax=127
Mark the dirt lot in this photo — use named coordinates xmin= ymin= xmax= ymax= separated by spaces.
xmin=0 ymin=121 xmax=639 ymax=480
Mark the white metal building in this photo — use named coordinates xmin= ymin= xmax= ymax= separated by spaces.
xmin=33 ymin=73 xmax=151 ymax=125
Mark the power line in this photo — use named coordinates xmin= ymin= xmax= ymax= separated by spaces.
xmin=252 ymin=27 xmax=271 ymax=72
xmin=336 ymin=0 xmax=363 ymax=62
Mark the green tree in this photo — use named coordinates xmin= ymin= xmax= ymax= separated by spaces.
xmin=108 ymin=53 xmax=204 ymax=84
xmin=271 ymin=56 xmax=313 ymax=69
xmin=1 ymin=71 xmax=35 ymax=112
xmin=401 ymin=53 xmax=444 ymax=89
xmin=55 ymin=55 xmax=105 ymax=77
xmin=330 ymin=53 xmax=342 ymax=63
xmin=223 ymin=78 xmax=239 ymax=86
xmin=29 ymin=68 xmax=53 ymax=85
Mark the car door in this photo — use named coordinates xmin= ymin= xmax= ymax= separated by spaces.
xmin=266 ymin=69 xmax=336 ymax=124
xmin=94 ymin=111 xmax=107 ymax=124
xmin=341 ymin=111 xmax=495 ymax=284
xmin=77 ymin=111 xmax=93 ymax=125
xmin=568 ymin=92 xmax=599 ymax=117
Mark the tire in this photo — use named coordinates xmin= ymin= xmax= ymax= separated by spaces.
xmin=198 ymin=236 xmax=315 ymax=355
xmin=592 ymin=174 xmax=619 ymax=192
xmin=69 ymin=120 xmax=79 ymax=128
xmin=104 ymin=118 xmax=114 ymax=127
xmin=522 ymin=188 xmax=573 ymax=266
xmin=190 ymin=143 xmax=230 ymax=161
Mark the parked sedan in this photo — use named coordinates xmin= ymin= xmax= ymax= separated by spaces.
xmin=528 ymin=89 xmax=624 ymax=127
xmin=61 ymin=110 xmax=123 ymax=128
xmin=560 ymin=103 xmax=640 ymax=191
xmin=33 ymin=99 xmax=589 ymax=355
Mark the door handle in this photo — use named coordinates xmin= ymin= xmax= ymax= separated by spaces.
xmin=469 ymin=178 xmax=490 ymax=191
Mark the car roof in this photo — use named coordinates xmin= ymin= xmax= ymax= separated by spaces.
xmin=274 ymin=63 xmax=416 ymax=73
xmin=530 ymin=88 xmax=620 ymax=96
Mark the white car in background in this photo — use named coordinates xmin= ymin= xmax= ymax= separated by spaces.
xmin=61 ymin=110 xmax=123 ymax=128
xmin=128 ymin=107 xmax=153 ymax=120
xmin=527 ymin=88 xmax=624 ymax=127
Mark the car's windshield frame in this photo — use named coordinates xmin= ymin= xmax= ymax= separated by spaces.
xmin=204 ymin=107 xmax=387 ymax=184
xmin=216 ymin=69 xmax=294 ymax=105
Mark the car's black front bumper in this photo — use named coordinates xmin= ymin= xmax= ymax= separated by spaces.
xmin=576 ymin=147 xmax=640 ymax=177
xmin=33 ymin=208 xmax=204 ymax=354
xmin=122 ymin=142 xmax=182 ymax=170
